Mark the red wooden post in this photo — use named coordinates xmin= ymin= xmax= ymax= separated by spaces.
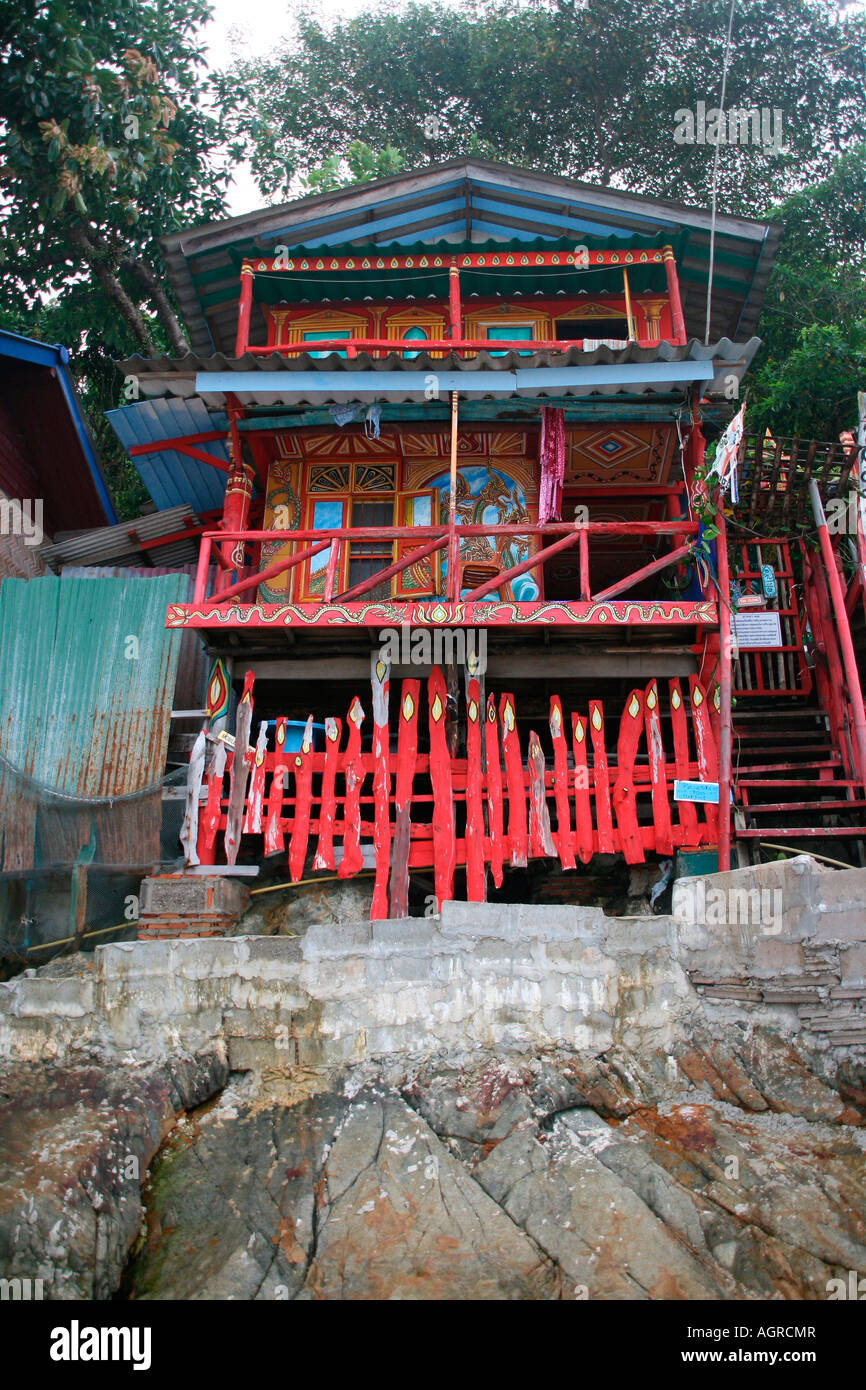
xmin=499 ymin=693 xmax=528 ymax=867
xmin=714 ymin=506 xmax=734 ymax=870
xmin=663 ymin=245 xmax=687 ymax=345
xmin=528 ymin=732 xmax=555 ymax=858
xmin=243 ymin=720 xmax=268 ymax=834
xmin=193 ymin=533 xmax=211 ymax=604
xmin=579 ymin=526 xmax=590 ymax=601
xmin=428 ymin=667 xmax=455 ymax=909
xmin=224 ymin=670 xmax=254 ymax=865
xmin=338 ymin=697 xmax=366 ymax=879
xmin=571 ymin=714 xmax=594 ymax=863
xmin=313 ymin=717 xmax=341 ymax=870
xmin=288 ymin=717 xmax=314 ymax=881
xmin=199 ymin=740 xmax=227 ymax=862
xmin=588 ymin=701 xmax=614 ymax=854
xmin=689 ymin=677 xmax=719 ymax=839
xmin=465 ymin=679 xmax=486 ymax=901
xmin=235 ymin=263 xmax=254 ymax=356
xmin=448 ymin=261 xmax=462 ymax=342
xmin=216 ymin=467 xmax=253 ymax=596
xmin=370 ymin=656 xmax=391 ymax=919
xmin=389 ymin=683 xmax=419 ymax=917
xmin=485 ymin=694 xmax=506 ymax=888
xmin=265 ymin=717 xmax=288 ymax=856
xmin=323 ymin=538 xmax=341 ymax=602
xmin=810 ymin=480 xmax=866 ymax=786
xmin=612 ymin=690 xmax=645 ymax=864
xmin=549 ymin=697 xmax=575 ymax=869
xmin=644 ymin=680 xmax=673 ymax=856
xmin=669 ymin=680 xmax=700 ymax=846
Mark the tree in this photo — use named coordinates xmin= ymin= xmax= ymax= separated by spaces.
xmin=0 ymin=0 xmax=231 ymax=356
xmin=302 ymin=141 xmax=405 ymax=196
xmin=220 ymin=0 xmax=866 ymax=213
xmin=748 ymin=145 xmax=866 ymax=440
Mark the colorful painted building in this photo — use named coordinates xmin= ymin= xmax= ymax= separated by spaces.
xmin=105 ymin=160 xmax=866 ymax=919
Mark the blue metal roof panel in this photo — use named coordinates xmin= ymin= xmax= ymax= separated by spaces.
xmin=106 ymin=397 xmax=229 ymax=513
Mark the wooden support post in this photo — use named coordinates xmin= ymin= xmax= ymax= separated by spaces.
xmin=370 ymin=654 xmax=391 ymax=919
xmin=485 ymin=694 xmax=506 ymax=888
xmin=623 ymin=267 xmax=635 ymax=341
xmin=644 ymin=680 xmax=673 ymax=856
xmin=243 ymin=720 xmax=268 ymax=834
xmin=715 ymin=506 xmax=734 ymax=870
xmin=448 ymin=261 xmax=462 ymax=341
xmin=338 ymin=697 xmax=365 ymax=878
xmin=612 ymin=690 xmax=645 ymax=864
xmin=809 ymin=479 xmax=866 ymax=786
xmin=549 ymin=697 xmax=575 ymax=870
xmin=389 ymin=683 xmax=419 ymax=917
xmin=428 ymin=667 xmax=455 ymax=908
xmin=448 ymin=391 xmax=460 ymax=600
xmin=200 ymin=740 xmax=227 ymax=862
xmin=588 ymin=701 xmax=614 ymax=854
xmin=499 ymin=693 xmax=528 ymax=867
xmin=579 ymin=525 xmax=590 ymax=601
xmin=465 ymin=678 xmax=486 ymax=901
xmin=224 ymin=670 xmax=254 ymax=865
xmin=312 ymin=717 xmax=341 ymax=870
xmin=527 ymin=732 xmax=555 ymax=858
xmin=265 ymin=718 xmax=289 ymax=857
xmin=288 ymin=716 xmax=314 ymax=882
xmin=689 ymin=678 xmax=719 ymax=840
xmin=571 ymin=714 xmax=594 ymax=864
xmin=668 ymin=680 xmax=700 ymax=847
xmin=663 ymin=245 xmax=687 ymax=345
xmin=235 ymin=263 xmax=254 ymax=356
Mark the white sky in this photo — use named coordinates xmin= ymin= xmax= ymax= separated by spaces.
xmin=202 ymin=0 xmax=470 ymax=215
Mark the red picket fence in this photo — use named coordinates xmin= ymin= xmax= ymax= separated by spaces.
xmin=189 ymin=668 xmax=720 ymax=918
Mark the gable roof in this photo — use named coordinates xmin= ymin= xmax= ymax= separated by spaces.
xmin=162 ymin=159 xmax=781 ymax=356
xmin=0 ymin=330 xmax=116 ymax=530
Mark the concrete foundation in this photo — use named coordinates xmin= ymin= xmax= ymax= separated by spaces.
xmin=1 ymin=856 xmax=864 ymax=1068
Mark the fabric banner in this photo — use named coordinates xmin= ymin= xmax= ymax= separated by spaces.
xmin=537 ymin=406 xmax=566 ymax=524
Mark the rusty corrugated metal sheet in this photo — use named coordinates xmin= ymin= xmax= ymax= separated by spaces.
xmin=0 ymin=572 xmax=189 ymax=869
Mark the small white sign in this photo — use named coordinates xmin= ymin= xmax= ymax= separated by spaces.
xmin=731 ymin=610 xmax=783 ymax=649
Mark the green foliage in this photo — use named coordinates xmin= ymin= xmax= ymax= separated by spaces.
xmin=0 ymin=0 xmax=229 ymax=350
xmin=302 ymin=141 xmax=405 ymax=195
xmin=219 ymin=0 xmax=866 ymax=211
xmin=748 ymin=144 xmax=866 ymax=440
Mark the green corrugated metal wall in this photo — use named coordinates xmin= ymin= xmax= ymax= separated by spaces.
xmin=0 ymin=574 xmax=189 ymax=870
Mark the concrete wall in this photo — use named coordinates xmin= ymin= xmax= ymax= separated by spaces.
xmin=1 ymin=856 xmax=864 ymax=1069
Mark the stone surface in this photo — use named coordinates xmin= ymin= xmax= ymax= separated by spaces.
xmin=0 ymin=1053 xmax=226 ymax=1300
xmin=120 ymin=1036 xmax=866 ymax=1301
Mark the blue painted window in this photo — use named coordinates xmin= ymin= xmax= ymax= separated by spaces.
xmin=486 ymin=325 xmax=533 ymax=357
xmin=303 ymin=330 xmax=350 ymax=359
xmin=402 ymin=326 xmax=429 ymax=359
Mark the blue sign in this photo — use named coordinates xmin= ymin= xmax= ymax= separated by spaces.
xmin=674 ymin=779 xmax=718 ymax=804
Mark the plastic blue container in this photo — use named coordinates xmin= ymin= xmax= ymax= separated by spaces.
xmin=266 ymin=720 xmax=326 ymax=752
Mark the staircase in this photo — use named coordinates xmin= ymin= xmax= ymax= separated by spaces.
xmin=731 ymin=696 xmax=866 ymax=855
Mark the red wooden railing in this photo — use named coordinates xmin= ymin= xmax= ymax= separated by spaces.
xmin=188 ymin=667 xmax=721 ymax=918
xmin=192 ymin=520 xmax=700 ymax=608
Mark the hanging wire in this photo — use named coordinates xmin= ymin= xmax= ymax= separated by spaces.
xmin=705 ymin=0 xmax=738 ymax=344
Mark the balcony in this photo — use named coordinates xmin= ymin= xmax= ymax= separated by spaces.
xmin=168 ymin=517 xmax=716 ymax=632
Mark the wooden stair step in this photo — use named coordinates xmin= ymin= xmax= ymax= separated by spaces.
xmin=736 ymin=779 xmax=860 ymax=788
xmin=741 ymin=800 xmax=866 ymax=814
xmin=735 ymin=759 xmax=841 ymax=774
xmin=735 ymin=826 xmax=866 ymax=837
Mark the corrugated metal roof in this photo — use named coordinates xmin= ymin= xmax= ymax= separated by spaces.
xmin=41 ymin=504 xmax=201 ymax=571
xmin=0 ymin=329 xmax=117 ymax=528
xmin=0 ymin=573 xmax=190 ymax=869
xmin=159 ymin=160 xmax=781 ymax=355
xmin=116 ymin=336 xmax=759 ymax=408
xmin=105 ymin=395 xmax=229 ymax=512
